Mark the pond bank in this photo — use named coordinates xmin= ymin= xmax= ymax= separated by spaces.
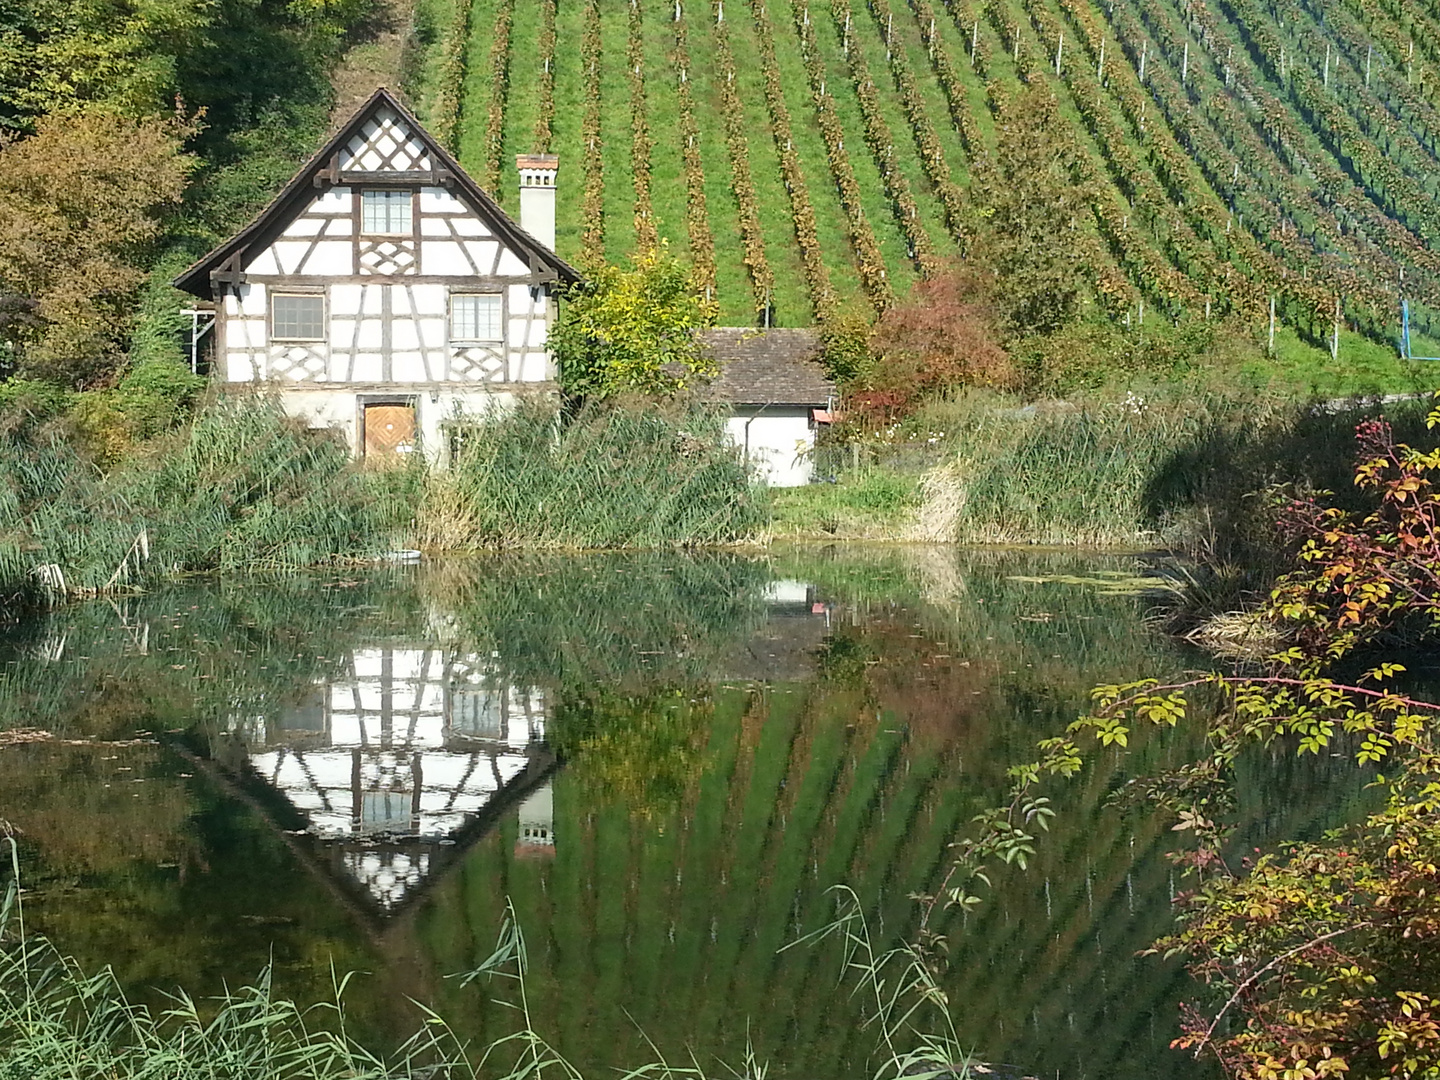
xmin=4 ymin=388 xmax=1432 ymax=619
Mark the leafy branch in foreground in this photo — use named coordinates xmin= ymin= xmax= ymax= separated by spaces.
xmin=914 ymin=405 xmax=1440 ymax=1079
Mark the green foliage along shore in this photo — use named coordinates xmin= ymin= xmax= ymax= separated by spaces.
xmin=417 ymin=401 xmax=763 ymax=549
xmin=0 ymin=395 xmax=762 ymax=615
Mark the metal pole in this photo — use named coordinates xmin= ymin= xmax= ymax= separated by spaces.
xmin=1331 ymin=295 xmax=1341 ymax=361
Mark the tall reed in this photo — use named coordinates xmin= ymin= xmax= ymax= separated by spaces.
xmin=916 ymin=390 xmax=1437 ymax=552
xmin=417 ymin=402 xmax=764 ymax=550
xmin=0 ymin=397 xmax=415 ymax=612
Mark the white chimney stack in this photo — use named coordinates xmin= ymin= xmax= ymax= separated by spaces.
xmin=516 ymin=154 xmax=558 ymax=252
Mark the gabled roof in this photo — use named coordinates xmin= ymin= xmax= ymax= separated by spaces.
xmin=174 ymin=87 xmax=581 ymax=299
xmin=699 ymin=328 xmax=836 ymax=406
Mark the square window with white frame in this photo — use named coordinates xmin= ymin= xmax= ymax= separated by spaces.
xmin=450 ymin=293 xmax=504 ymax=342
xmin=271 ymin=293 xmax=325 ymax=341
xmin=361 ymin=189 xmax=412 ymax=235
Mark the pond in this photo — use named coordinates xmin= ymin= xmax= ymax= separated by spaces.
xmin=0 ymin=547 xmax=1374 ymax=1079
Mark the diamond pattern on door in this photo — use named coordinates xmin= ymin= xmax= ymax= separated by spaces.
xmin=364 ymin=404 xmax=417 ymax=459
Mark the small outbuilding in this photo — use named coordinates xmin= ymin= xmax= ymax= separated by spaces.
xmin=699 ymin=328 xmax=837 ymax=488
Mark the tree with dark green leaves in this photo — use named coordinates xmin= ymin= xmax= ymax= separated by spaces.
xmin=971 ymin=86 xmax=1095 ymax=339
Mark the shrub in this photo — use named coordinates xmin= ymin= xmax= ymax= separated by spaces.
xmin=867 ymin=266 xmax=1016 ymax=414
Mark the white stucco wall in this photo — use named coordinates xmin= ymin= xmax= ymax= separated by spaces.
xmin=725 ymin=408 xmax=816 ymax=487
xmin=272 ymin=386 xmax=541 ymax=463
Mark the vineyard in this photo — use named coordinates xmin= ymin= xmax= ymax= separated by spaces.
xmin=421 ymin=0 xmax=1440 ymax=346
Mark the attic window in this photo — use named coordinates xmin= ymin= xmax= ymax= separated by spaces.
xmin=271 ymin=293 xmax=325 ymax=341
xmin=451 ymin=293 xmax=503 ymax=342
xmin=361 ymin=190 xmax=412 ymax=235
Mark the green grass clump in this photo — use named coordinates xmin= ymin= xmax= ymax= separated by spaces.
xmin=0 ymin=396 xmax=414 ymax=611
xmin=769 ymin=468 xmax=922 ymax=540
xmin=417 ymin=402 xmax=764 ymax=549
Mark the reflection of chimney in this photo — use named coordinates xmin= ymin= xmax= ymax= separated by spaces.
xmin=516 ymin=155 xmax=558 ymax=252
xmin=515 ymin=780 xmax=555 ymax=859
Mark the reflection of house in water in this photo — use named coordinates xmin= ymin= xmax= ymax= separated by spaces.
xmin=225 ymin=647 xmax=556 ymax=921
xmin=515 ymin=783 xmax=555 ymax=858
xmin=724 ymin=580 xmax=833 ymax=683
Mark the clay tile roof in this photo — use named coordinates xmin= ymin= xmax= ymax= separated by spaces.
xmin=698 ymin=328 xmax=836 ymax=406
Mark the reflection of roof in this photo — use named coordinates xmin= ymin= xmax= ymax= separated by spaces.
xmin=698 ymin=329 xmax=836 ymax=406
xmin=233 ymin=646 xmax=553 ymax=914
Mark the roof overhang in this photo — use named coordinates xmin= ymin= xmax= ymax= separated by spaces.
xmin=173 ymin=88 xmax=582 ymax=300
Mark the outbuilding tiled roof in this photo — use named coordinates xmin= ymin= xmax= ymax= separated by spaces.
xmin=698 ymin=328 xmax=837 ymax=406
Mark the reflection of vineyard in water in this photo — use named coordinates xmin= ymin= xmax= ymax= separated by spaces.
xmin=0 ymin=549 xmax=1377 ymax=1079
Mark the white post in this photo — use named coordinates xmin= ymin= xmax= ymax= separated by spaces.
xmin=1139 ymin=40 xmax=1146 ymax=81
xmin=1331 ymin=295 xmax=1341 ymax=360
xmin=1268 ymin=295 xmax=1276 ymax=352
xmin=1366 ymin=44 xmax=1372 ymax=87
xmin=1323 ymin=41 xmax=1330 ymax=87
xmin=1098 ymin=38 xmax=1105 ymax=79
xmin=972 ymin=21 xmax=979 ymax=64
xmin=716 ymin=0 xmax=722 ymax=23
xmin=1182 ymin=41 xmax=1188 ymax=83
xmin=1055 ymin=31 xmax=1063 ymax=75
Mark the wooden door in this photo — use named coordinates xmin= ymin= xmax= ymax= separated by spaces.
xmin=364 ymin=404 xmax=417 ymax=459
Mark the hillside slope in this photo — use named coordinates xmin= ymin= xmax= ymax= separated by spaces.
xmin=415 ymin=0 xmax=1440 ymax=347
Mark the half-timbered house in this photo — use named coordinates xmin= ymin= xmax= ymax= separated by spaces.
xmin=175 ymin=87 xmax=579 ymax=460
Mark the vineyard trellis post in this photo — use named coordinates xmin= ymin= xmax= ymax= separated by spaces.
xmin=1098 ymin=38 xmax=1105 ymax=80
xmin=1366 ymin=44 xmax=1372 ymax=88
xmin=972 ymin=22 xmax=979 ymax=65
xmin=1139 ymin=40 xmax=1146 ymax=81
xmin=1182 ymin=41 xmax=1188 ymax=83
xmin=1055 ymin=32 xmax=1062 ymax=76
xmin=1269 ymin=295 xmax=1276 ymax=353
xmin=1331 ymin=295 xmax=1341 ymax=361
xmin=1323 ymin=42 xmax=1330 ymax=88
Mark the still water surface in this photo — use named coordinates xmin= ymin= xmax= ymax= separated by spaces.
xmin=0 ymin=548 xmax=1371 ymax=1079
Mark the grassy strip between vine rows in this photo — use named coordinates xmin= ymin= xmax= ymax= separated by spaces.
xmin=670 ymin=11 xmax=718 ymax=294
xmin=743 ymin=0 xmax=837 ymax=322
xmin=834 ymin=0 xmax=938 ymax=274
xmin=910 ymin=0 xmax=984 ymax=160
xmin=708 ymin=0 xmax=777 ymax=318
xmin=863 ymin=0 xmax=968 ymax=244
xmin=791 ymin=0 xmax=893 ymax=309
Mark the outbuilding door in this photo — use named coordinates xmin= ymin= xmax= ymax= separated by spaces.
xmin=363 ymin=403 xmax=417 ymax=459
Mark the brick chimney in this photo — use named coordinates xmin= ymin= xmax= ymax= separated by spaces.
xmin=516 ymin=154 xmax=558 ymax=252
